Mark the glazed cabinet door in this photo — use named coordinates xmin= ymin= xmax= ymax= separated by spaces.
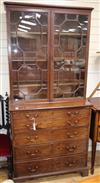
xmin=53 ymin=11 xmax=90 ymax=98
xmin=9 ymin=8 xmax=49 ymax=100
xmin=7 ymin=5 xmax=91 ymax=101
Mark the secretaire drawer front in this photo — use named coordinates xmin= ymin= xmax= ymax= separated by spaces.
xmin=14 ymin=140 xmax=87 ymax=162
xmin=14 ymin=155 xmax=85 ymax=177
xmin=13 ymin=128 xmax=88 ymax=146
xmin=12 ymin=108 xmax=90 ymax=131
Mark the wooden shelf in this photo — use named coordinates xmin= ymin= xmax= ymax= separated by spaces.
xmin=12 ymin=80 xmax=84 ymax=87
xmin=11 ymin=31 xmax=87 ymax=37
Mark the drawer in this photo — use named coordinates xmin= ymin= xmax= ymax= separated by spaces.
xmin=14 ymin=155 xmax=85 ymax=177
xmin=13 ymin=129 xmax=51 ymax=145
xmin=14 ymin=158 xmax=52 ymax=177
xmin=14 ymin=144 xmax=52 ymax=161
xmin=97 ymin=127 xmax=100 ymax=141
xmin=14 ymin=140 xmax=87 ymax=162
xmin=52 ymin=140 xmax=87 ymax=157
xmin=52 ymin=155 xmax=86 ymax=172
xmin=13 ymin=127 xmax=88 ymax=146
xmin=11 ymin=108 xmax=90 ymax=131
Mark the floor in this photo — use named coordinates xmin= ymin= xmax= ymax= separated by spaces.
xmin=79 ymin=175 xmax=100 ymax=183
xmin=0 ymin=153 xmax=100 ymax=183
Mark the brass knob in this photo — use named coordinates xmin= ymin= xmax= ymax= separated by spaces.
xmin=26 ymin=124 xmax=30 ymax=127
xmin=26 ymin=114 xmax=30 ymax=118
xmin=26 ymin=136 xmax=31 ymax=140
xmin=74 ymin=120 xmax=79 ymax=124
xmin=67 ymin=111 xmax=71 ymax=115
xmin=74 ymin=111 xmax=79 ymax=115
xmin=69 ymin=163 xmax=73 ymax=167
xmin=30 ymin=153 xmax=36 ymax=157
xmin=74 ymin=131 xmax=78 ymax=135
xmin=67 ymin=133 xmax=74 ymax=138
xmin=34 ymin=135 xmax=38 ymax=140
xmin=35 ymin=149 xmax=39 ymax=153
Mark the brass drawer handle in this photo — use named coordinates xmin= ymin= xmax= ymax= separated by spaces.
xmin=26 ymin=137 xmax=38 ymax=142
xmin=74 ymin=111 xmax=79 ymax=115
xmin=26 ymin=137 xmax=35 ymax=142
xmin=67 ymin=132 xmax=78 ymax=138
xmin=26 ymin=124 xmax=30 ymax=128
xmin=67 ymin=111 xmax=79 ymax=116
xmin=66 ymin=145 xmax=76 ymax=152
xmin=26 ymin=150 xmax=39 ymax=156
xmin=30 ymin=153 xmax=36 ymax=157
xmin=65 ymin=160 xmax=76 ymax=167
xmin=26 ymin=151 xmax=36 ymax=156
xmin=28 ymin=166 xmax=38 ymax=173
xmin=67 ymin=135 xmax=74 ymax=138
xmin=74 ymin=131 xmax=78 ymax=135
xmin=67 ymin=120 xmax=79 ymax=127
xmin=25 ymin=123 xmax=38 ymax=131
xmin=25 ymin=113 xmax=39 ymax=119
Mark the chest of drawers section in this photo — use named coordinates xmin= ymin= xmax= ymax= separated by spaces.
xmin=11 ymin=106 xmax=91 ymax=181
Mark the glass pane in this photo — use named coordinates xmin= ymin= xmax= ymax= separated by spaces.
xmin=10 ymin=10 xmax=48 ymax=100
xmin=53 ymin=13 xmax=88 ymax=98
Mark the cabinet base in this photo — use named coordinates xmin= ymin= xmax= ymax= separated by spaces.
xmin=13 ymin=167 xmax=89 ymax=182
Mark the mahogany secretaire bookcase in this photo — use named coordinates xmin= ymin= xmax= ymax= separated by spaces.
xmin=4 ymin=2 xmax=93 ymax=182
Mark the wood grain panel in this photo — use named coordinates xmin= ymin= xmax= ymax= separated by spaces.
xmin=14 ymin=155 xmax=86 ymax=177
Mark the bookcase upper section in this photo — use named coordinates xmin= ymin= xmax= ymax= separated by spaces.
xmin=4 ymin=2 xmax=92 ymax=102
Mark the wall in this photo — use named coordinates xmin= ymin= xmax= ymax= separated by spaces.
xmin=0 ymin=0 xmax=100 ymax=149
